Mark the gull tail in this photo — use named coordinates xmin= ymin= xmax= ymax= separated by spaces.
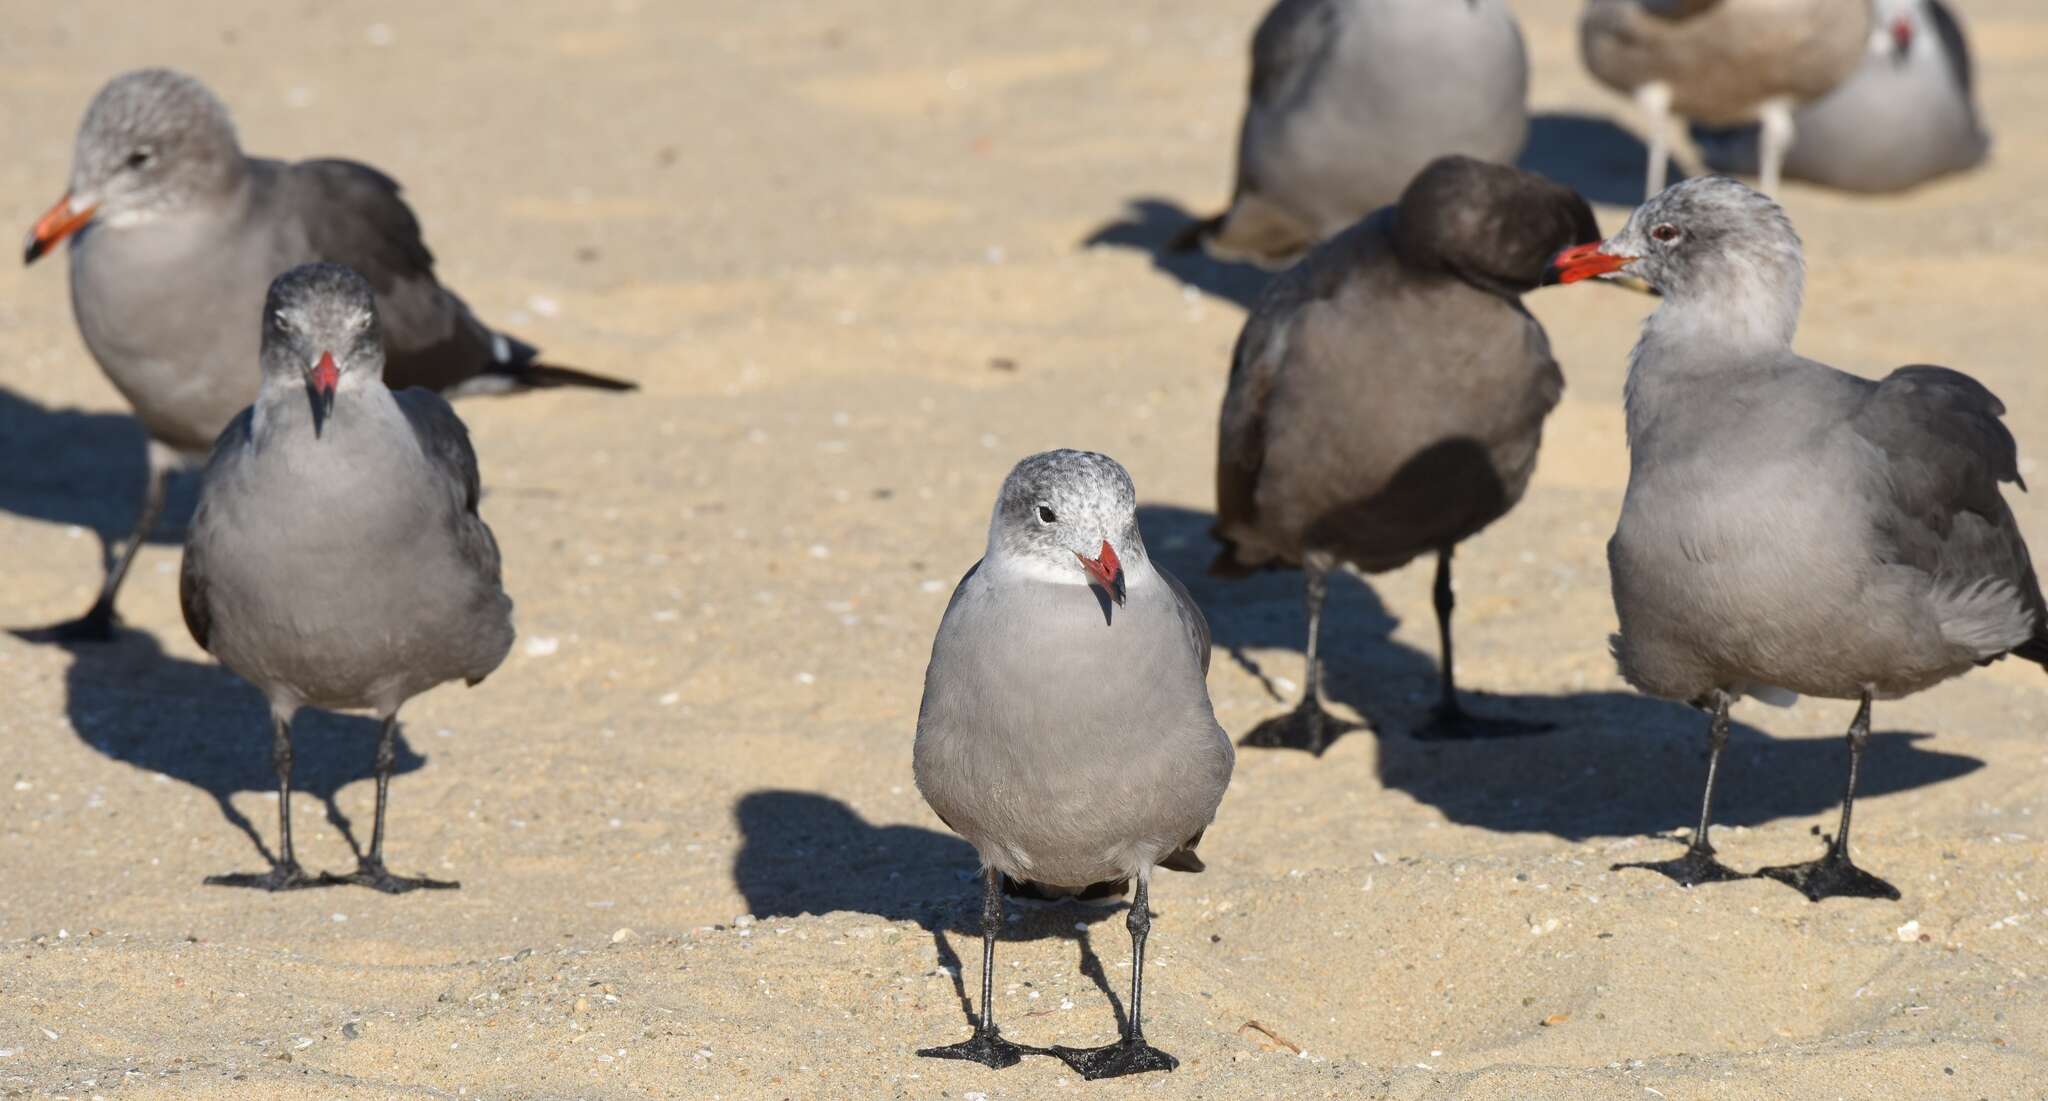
xmin=511 ymin=362 xmax=638 ymax=392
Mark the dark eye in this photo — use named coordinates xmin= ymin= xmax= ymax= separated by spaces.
xmin=1036 ymin=505 xmax=1057 ymax=524
xmin=125 ymin=149 xmax=152 ymax=170
xmin=1651 ymin=223 xmax=1681 ymax=243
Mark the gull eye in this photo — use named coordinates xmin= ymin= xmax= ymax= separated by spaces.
xmin=1036 ymin=505 xmax=1057 ymax=524
xmin=125 ymin=148 xmax=153 ymax=170
xmin=1651 ymin=223 xmax=1681 ymax=244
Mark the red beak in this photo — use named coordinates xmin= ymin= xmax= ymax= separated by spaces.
xmin=1890 ymin=15 xmax=1912 ymax=54
xmin=312 ymin=350 xmax=339 ymax=395
xmin=23 ymin=193 xmax=97 ymax=265
xmin=1076 ymin=540 xmax=1125 ymax=607
xmin=1541 ymin=241 xmax=1635 ymax=286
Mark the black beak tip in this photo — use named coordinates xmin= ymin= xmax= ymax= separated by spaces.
xmin=1112 ymin=575 xmax=1127 ymax=607
xmin=1538 ymin=263 xmax=1564 ymax=288
xmin=23 ymin=237 xmax=45 ymax=266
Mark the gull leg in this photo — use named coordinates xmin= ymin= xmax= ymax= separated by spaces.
xmin=322 ymin=713 xmax=458 ymax=892
xmin=1050 ymin=874 xmax=1178 ymax=1079
xmin=207 ymin=709 xmax=316 ymax=890
xmin=919 ymin=867 xmax=1031 ymax=1067
xmin=35 ymin=440 xmax=179 ymax=642
xmin=1614 ymin=690 xmax=1748 ymax=885
xmin=1243 ymin=550 xmax=1350 ymax=754
xmin=1637 ymin=81 xmax=1676 ymax=197
xmin=1416 ymin=547 xmax=1551 ymax=740
xmin=1756 ymin=95 xmax=1796 ymax=195
xmin=1759 ymin=692 xmax=1901 ymax=901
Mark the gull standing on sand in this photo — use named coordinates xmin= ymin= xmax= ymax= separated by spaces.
xmin=1543 ymin=177 xmax=2048 ymax=900
xmin=1211 ymin=157 xmax=1599 ymax=751
xmin=914 ymin=450 xmax=1234 ymax=1079
xmin=1177 ymin=0 xmax=1529 ymax=267
xmin=181 ymin=263 xmax=515 ymax=893
xmin=22 ymin=68 xmax=629 ymax=641
xmin=1696 ymin=0 xmax=1990 ymax=193
xmin=1579 ymin=0 xmax=1871 ymax=197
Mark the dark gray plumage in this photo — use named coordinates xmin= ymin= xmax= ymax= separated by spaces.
xmin=1212 ymin=157 xmax=1598 ymax=749
xmin=914 ymin=450 xmax=1233 ymax=1079
xmin=181 ymin=263 xmax=515 ymax=893
xmin=23 ymin=69 xmax=628 ymax=641
xmin=1178 ymin=0 xmax=1530 ymax=267
xmin=1547 ymin=177 xmax=2047 ymax=900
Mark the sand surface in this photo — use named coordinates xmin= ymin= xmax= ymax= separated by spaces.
xmin=4 ymin=1 xmax=2048 ymax=1097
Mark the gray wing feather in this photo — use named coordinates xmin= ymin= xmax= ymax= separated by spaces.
xmin=282 ymin=159 xmax=506 ymax=392
xmin=179 ymin=407 xmax=255 ymax=652
xmin=1248 ymin=0 xmax=1342 ymax=107
xmin=1925 ymin=0 xmax=1974 ymax=96
xmin=1159 ymin=566 xmax=1213 ymax=675
xmin=394 ymin=388 xmax=503 ymax=585
xmin=1852 ymin=365 xmax=2045 ymax=628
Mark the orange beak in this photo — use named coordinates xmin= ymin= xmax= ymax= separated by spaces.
xmin=1541 ymin=241 xmax=1634 ymax=286
xmin=23 ymin=193 xmax=97 ymax=265
xmin=1075 ymin=540 xmax=1125 ymax=607
xmin=307 ymin=350 xmax=339 ymax=437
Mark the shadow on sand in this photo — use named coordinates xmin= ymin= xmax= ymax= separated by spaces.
xmin=1137 ymin=502 xmax=1984 ymax=842
xmin=1516 ymin=111 xmax=1675 ymax=208
xmin=0 ymin=387 xmax=194 ymax=552
xmin=21 ymin=623 xmax=427 ymax=872
xmin=1078 ymin=113 xmax=1670 ymax=305
xmin=732 ymin=790 xmax=1139 ymax=1037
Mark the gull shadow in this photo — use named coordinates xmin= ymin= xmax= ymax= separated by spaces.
xmin=24 ymin=623 xmax=425 ymax=870
xmin=1518 ymin=112 xmax=1678 ymax=208
xmin=0 ymin=387 xmax=195 ymax=549
xmin=732 ymin=790 xmax=1137 ymax=1033
xmin=1081 ymin=197 xmax=1274 ymax=309
xmin=1138 ymin=502 xmax=1986 ymax=841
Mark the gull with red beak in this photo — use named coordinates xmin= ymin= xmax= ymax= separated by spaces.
xmin=914 ymin=450 xmax=1233 ymax=1078
xmin=1693 ymin=0 xmax=1990 ymax=193
xmin=20 ymin=68 xmax=630 ymax=642
xmin=181 ymin=263 xmax=515 ymax=893
xmin=1214 ymin=157 xmax=1600 ymax=750
xmin=1545 ymin=177 xmax=2048 ymax=901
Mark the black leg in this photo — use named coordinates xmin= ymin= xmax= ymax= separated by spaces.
xmin=1614 ymin=690 xmax=1747 ymax=886
xmin=26 ymin=459 xmax=172 ymax=643
xmin=1415 ymin=548 xmax=1551 ymax=741
xmin=206 ymin=714 xmax=315 ymax=890
xmin=1243 ymin=551 xmax=1351 ymax=754
xmin=321 ymin=715 xmax=458 ymax=893
xmin=920 ymin=867 xmax=1030 ymax=1067
xmin=1758 ymin=693 xmax=1900 ymax=901
xmin=1049 ymin=876 xmax=1179 ymax=1079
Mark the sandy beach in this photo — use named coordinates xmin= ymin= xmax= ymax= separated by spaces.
xmin=3 ymin=1 xmax=2048 ymax=1097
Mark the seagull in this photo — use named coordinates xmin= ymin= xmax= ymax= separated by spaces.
xmin=1579 ymin=0 xmax=1872 ymax=197
xmin=1176 ymin=0 xmax=1529 ymax=268
xmin=1543 ymin=177 xmax=2048 ymax=900
xmin=914 ymin=450 xmax=1234 ymax=1078
xmin=180 ymin=263 xmax=516 ymax=893
xmin=1695 ymin=0 xmax=1990 ymax=193
xmin=22 ymin=69 xmax=628 ymax=642
xmin=1212 ymin=156 xmax=1600 ymax=749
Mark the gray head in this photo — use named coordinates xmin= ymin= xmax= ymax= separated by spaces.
xmin=24 ymin=69 xmax=244 ymax=264
xmin=987 ymin=449 xmax=1146 ymax=606
xmin=261 ymin=263 xmax=386 ymax=437
xmin=1544 ymin=176 xmax=1804 ymax=348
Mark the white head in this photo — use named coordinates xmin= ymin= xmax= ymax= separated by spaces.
xmin=1542 ymin=176 xmax=1804 ymax=351
xmin=985 ymin=449 xmax=1149 ymax=607
xmin=23 ymin=69 xmax=244 ymax=263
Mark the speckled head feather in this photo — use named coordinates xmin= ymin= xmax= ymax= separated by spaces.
xmin=69 ymin=68 xmax=244 ymax=221
xmin=260 ymin=263 xmax=386 ymax=386
xmin=1608 ymin=176 xmax=1805 ymax=348
xmin=988 ymin=449 xmax=1149 ymax=573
